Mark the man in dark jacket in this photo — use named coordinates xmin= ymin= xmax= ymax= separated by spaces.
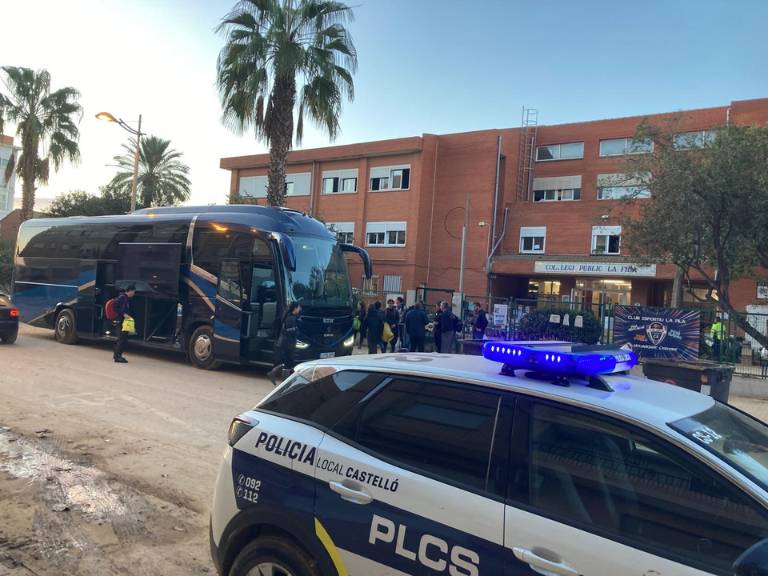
xmin=113 ymin=285 xmax=136 ymax=363
xmin=366 ymin=302 xmax=385 ymax=355
xmin=472 ymin=302 xmax=488 ymax=339
xmin=405 ymin=302 xmax=428 ymax=352
xmin=437 ymin=301 xmax=461 ymax=354
xmin=432 ymin=302 xmax=443 ymax=353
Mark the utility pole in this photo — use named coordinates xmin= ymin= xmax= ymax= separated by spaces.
xmin=458 ymin=194 xmax=470 ymax=310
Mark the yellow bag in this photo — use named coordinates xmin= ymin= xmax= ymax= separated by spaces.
xmin=121 ymin=315 xmax=136 ymax=335
xmin=383 ymin=321 xmax=394 ymax=343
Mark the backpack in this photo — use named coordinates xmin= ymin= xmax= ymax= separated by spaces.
xmin=105 ymin=297 xmax=119 ymax=321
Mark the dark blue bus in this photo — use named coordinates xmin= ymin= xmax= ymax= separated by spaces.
xmin=12 ymin=205 xmax=371 ymax=369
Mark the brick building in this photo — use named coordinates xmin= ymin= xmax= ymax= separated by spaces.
xmin=220 ymin=97 xmax=768 ymax=310
xmin=0 ymin=135 xmax=16 ymax=218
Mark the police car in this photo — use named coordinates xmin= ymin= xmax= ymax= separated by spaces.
xmin=210 ymin=342 xmax=768 ymax=576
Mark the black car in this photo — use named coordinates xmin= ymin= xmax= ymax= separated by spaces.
xmin=0 ymin=294 xmax=19 ymax=344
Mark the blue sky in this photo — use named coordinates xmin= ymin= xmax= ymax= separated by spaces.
xmin=3 ymin=0 xmax=767 ymax=205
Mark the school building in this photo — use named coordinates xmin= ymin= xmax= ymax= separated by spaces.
xmin=220 ymin=97 xmax=768 ymax=311
xmin=0 ymin=135 xmax=16 ymax=219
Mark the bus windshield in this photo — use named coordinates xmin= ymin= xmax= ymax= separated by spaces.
xmin=286 ymin=236 xmax=352 ymax=309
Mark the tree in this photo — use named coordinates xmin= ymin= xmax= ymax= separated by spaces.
xmin=0 ymin=67 xmax=82 ymax=221
xmin=622 ymin=123 xmax=768 ymax=348
xmin=0 ymin=239 xmax=13 ymax=294
xmin=216 ymin=0 xmax=357 ymax=206
xmin=108 ymin=136 xmax=191 ymax=209
xmin=44 ymin=185 xmax=131 ymax=217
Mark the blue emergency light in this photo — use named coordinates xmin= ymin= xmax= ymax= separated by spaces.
xmin=482 ymin=341 xmax=637 ymax=377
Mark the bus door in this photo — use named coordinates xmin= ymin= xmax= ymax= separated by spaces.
xmin=213 ymin=259 xmax=249 ymax=362
xmin=94 ymin=260 xmax=116 ymax=335
xmin=247 ymin=259 xmax=279 ymax=359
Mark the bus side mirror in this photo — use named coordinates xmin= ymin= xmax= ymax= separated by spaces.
xmin=734 ymin=539 xmax=768 ymax=576
xmin=340 ymin=244 xmax=373 ymax=279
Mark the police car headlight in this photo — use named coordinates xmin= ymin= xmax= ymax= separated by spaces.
xmin=295 ymin=340 xmax=309 ymax=349
xmin=343 ymin=335 xmax=355 ymax=347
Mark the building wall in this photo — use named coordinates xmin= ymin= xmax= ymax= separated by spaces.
xmin=0 ymin=135 xmax=16 ymax=218
xmin=221 ymin=98 xmax=768 ymax=309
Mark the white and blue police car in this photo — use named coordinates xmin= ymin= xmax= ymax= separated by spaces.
xmin=210 ymin=342 xmax=768 ymax=576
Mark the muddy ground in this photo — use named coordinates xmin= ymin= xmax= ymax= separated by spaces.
xmin=0 ymin=325 xmax=274 ymax=575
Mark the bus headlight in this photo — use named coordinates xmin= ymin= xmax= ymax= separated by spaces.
xmin=343 ymin=335 xmax=355 ymax=347
xmin=295 ymin=340 xmax=310 ymax=350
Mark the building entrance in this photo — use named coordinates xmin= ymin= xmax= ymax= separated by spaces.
xmin=573 ymin=279 xmax=632 ymax=307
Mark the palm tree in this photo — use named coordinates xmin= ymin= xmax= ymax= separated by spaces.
xmin=0 ymin=67 xmax=82 ymax=221
xmin=216 ymin=0 xmax=357 ymax=206
xmin=109 ymin=136 xmax=191 ymax=209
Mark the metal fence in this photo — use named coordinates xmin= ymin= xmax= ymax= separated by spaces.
xmin=702 ymin=309 xmax=768 ymax=378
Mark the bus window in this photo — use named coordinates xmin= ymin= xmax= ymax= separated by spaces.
xmin=193 ymin=227 xmax=254 ymax=278
xmin=219 ymin=260 xmax=244 ymax=304
xmin=251 ymin=265 xmax=277 ymax=304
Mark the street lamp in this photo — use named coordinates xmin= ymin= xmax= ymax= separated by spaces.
xmin=96 ymin=111 xmax=143 ymax=212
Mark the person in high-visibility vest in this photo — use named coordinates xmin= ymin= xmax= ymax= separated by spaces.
xmin=710 ymin=317 xmax=726 ymax=359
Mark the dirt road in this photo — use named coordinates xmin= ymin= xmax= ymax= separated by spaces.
xmin=0 ymin=325 xmax=273 ymax=576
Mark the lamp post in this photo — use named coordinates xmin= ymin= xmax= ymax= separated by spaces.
xmin=96 ymin=111 xmax=143 ymax=212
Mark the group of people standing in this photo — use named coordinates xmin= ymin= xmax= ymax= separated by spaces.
xmin=354 ymin=298 xmax=487 ymax=354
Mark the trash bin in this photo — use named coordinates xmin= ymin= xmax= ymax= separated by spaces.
xmin=642 ymin=359 xmax=734 ymax=403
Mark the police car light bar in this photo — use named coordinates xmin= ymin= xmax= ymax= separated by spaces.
xmin=482 ymin=342 xmax=637 ymax=377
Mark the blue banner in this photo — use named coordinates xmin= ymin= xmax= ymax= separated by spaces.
xmin=613 ymin=305 xmax=700 ymax=360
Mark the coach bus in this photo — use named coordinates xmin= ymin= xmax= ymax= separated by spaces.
xmin=12 ymin=205 xmax=371 ymax=369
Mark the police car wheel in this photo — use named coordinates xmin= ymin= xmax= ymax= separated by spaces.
xmin=54 ymin=309 xmax=78 ymax=345
xmin=229 ymin=536 xmax=320 ymax=576
xmin=188 ymin=325 xmax=222 ymax=370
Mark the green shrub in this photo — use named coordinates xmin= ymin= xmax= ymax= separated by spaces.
xmin=0 ymin=239 xmax=14 ymax=294
xmin=517 ymin=307 xmax=602 ymax=345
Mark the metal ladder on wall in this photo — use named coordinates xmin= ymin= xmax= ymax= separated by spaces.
xmin=516 ymin=107 xmax=539 ymax=202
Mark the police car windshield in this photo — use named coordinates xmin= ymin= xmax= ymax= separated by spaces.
xmin=286 ymin=236 xmax=352 ymax=309
xmin=670 ymin=403 xmax=768 ymax=492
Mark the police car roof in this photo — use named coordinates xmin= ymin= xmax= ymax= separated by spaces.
xmin=301 ymin=352 xmax=715 ymax=430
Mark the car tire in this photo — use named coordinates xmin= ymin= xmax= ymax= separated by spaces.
xmin=1 ymin=331 xmax=17 ymax=344
xmin=54 ymin=309 xmax=78 ymax=345
xmin=229 ymin=536 xmax=321 ymax=576
xmin=188 ymin=325 xmax=222 ymax=370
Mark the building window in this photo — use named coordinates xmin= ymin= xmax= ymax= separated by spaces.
xmin=285 ymin=181 xmax=295 ymax=195
xmin=366 ymin=221 xmax=406 ymax=247
xmin=534 ymin=188 xmax=581 ymax=202
xmin=536 ymin=142 xmax=584 ymax=161
xmin=370 ymin=165 xmax=410 ymax=191
xmin=322 ymin=169 xmax=358 ymax=194
xmin=599 ymin=137 xmax=653 ymax=157
xmin=520 ymin=226 xmax=546 ymax=254
xmin=383 ymin=275 xmax=402 ymax=293
xmin=0 ymin=158 xmax=7 ymax=187
xmin=597 ymin=173 xmax=651 ymax=200
xmin=592 ymin=225 xmax=621 ymax=255
xmin=239 ymin=175 xmax=267 ymax=198
xmin=673 ymin=130 xmax=717 ymax=150
xmin=362 ymin=274 xmax=379 ymax=295
xmin=326 ymin=222 xmax=354 ymax=244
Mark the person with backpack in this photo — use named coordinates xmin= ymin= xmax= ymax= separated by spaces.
xmin=106 ymin=285 xmax=136 ymax=363
xmin=267 ymin=302 xmax=301 ymax=385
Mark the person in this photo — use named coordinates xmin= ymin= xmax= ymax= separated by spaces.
xmin=471 ymin=302 xmax=488 ymax=340
xmin=366 ymin=302 xmax=385 ymax=355
xmin=356 ymin=301 xmax=367 ymax=349
xmin=710 ymin=316 xmax=725 ymax=360
xmin=385 ymin=299 xmax=400 ymax=352
xmin=396 ymin=296 xmax=407 ymax=350
xmin=405 ymin=302 xmax=429 ymax=352
xmin=113 ymin=284 xmax=136 ymax=363
xmin=268 ymin=302 xmax=301 ymax=385
xmin=437 ymin=301 xmax=461 ymax=354
xmin=761 ymin=345 xmax=768 ymax=378
xmin=432 ymin=302 xmax=444 ymax=353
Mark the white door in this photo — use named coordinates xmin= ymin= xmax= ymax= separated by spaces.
xmin=504 ymin=401 xmax=768 ymax=576
xmin=313 ymin=375 xmax=507 ymax=575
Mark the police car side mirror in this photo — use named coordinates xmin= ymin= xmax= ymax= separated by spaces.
xmin=733 ymin=539 xmax=768 ymax=576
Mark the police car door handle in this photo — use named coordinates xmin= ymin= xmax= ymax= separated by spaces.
xmin=512 ymin=547 xmax=579 ymax=576
xmin=329 ymin=481 xmax=373 ymax=505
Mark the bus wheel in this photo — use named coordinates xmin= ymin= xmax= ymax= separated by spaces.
xmin=189 ymin=326 xmax=221 ymax=370
xmin=54 ymin=309 xmax=78 ymax=345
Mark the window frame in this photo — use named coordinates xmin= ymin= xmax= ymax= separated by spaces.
xmin=533 ymin=188 xmax=582 ymax=202
xmin=673 ymin=130 xmax=717 ymax=150
xmin=327 ymin=374 xmax=510 ymax=500
xmin=591 ymin=226 xmax=621 ymax=255
xmin=369 ymin=165 xmax=411 ymax=192
xmin=599 ymin=137 xmax=654 ymax=157
xmin=365 ymin=221 xmax=407 ymax=247
xmin=321 ymin=169 xmax=358 ymax=195
xmin=519 ymin=226 xmax=546 ymax=254
xmin=507 ymin=396 xmax=768 ymax=576
xmin=535 ymin=142 xmax=585 ymax=162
